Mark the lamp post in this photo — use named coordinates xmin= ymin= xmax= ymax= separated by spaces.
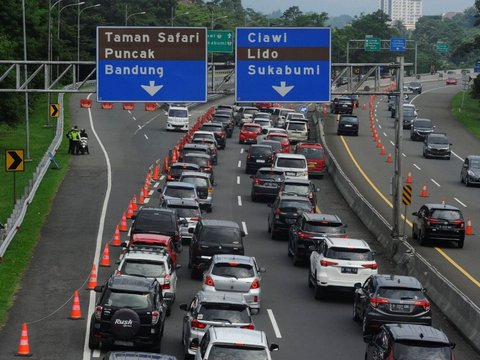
xmin=209 ymin=14 xmax=228 ymax=92
xmin=58 ymin=2 xmax=85 ymax=41
xmin=47 ymin=0 xmax=63 ymax=128
xmin=171 ymin=9 xmax=189 ymax=26
xmin=77 ymin=3 xmax=101 ymax=80
xmin=22 ymin=0 xmax=30 ymax=160
xmin=125 ymin=8 xmax=146 ymax=26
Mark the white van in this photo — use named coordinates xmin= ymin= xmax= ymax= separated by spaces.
xmin=273 ymin=153 xmax=308 ymax=180
xmin=166 ymin=105 xmax=190 ymax=131
xmin=286 ymin=121 xmax=308 ymax=143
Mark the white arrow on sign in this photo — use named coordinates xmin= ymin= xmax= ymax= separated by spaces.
xmin=272 ymin=81 xmax=294 ymax=97
xmin=141 ymin=81 xmax=163 ymax=96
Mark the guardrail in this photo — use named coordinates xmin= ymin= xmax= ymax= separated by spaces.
xmin=310 ymin=108 xmax=480 ymax=352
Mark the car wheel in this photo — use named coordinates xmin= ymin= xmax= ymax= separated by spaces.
xmin=458 ymin=238 xmax=465 ymax=249
xmin=267 ymin=221 xmax=271 ymax=233
xmin=354 ymin=132 xmax=359 ymax=136
xmin=447 ymin=156 xmax=451 ymax=160
xmin=270 ymin=226 xmax=277 ymax=240
xmin=251 ymin=193 xmax=257 ymax=202
xmin=466 ymin=177 xmax=471 ymax=187
xmin=307 ymin=268 xmax=314 ymax=288
xmin=287 ymin=239 xmax=293 ymax=257
xmin=412 ymin=224 xmax=418 ymax=239
xmin=166 ymin=306 xmax=171 ymax=317
xmin=419 ymin=231 xmax=428 ymax=246
xmin=353 ymin=301 xmax=361 ymax=322
xmin=362 ymin=314 xmax=370 ymax=335
xmin=292 ymin=246 xmax=301 ymax=266
xmin=314 ymin=276 xmax=323 ymax=300
xmin=88 ymin=320 xmax=100 ymax=350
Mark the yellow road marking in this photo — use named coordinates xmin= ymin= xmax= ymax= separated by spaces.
xmin=340 ymin=135 xmax=479 ymax=288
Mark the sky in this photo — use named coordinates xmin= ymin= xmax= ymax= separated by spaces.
xmin=241 ymin=0 xmax=475 ymax=17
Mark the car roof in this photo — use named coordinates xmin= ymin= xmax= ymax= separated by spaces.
xmin=180 ymin=171 xmax=210 ymax=179
xmin=123 ymin=249 xmax=169 ymax=262
xmin=137 ymin=207 xmax=175 ymax=215
xmin=163 ymin=181 xmax=196 ymax=189
xmin=209 ymin=327 xmax=268 ymax=347
xmin=267 ymin=128 xmax=287 ymax=133
xmin=257 ymin=167 xmax=284 ymax=174
xmin=169 ymin=106 xmax=187 ymax=110
xmin=107 ymin=274 xmax=156 ymax=292
xmin=269 ymin=132 xmax=288 ymax=137
xmin=183 ymin=143 xmax=209 ymax=150
xmin=196 ymin=290 xmax=249 ymax=306
xmin=373 ymin=274 xmax=423 ymax=289
xmin=193 ymin=131 xmax=215 ymax=135
xmin=325 ymin=237 xmax=371 ymax=249
xmin=170 ymin=162 xmax=201 ymax=169
xmin=287 ymin=121 xmax=307 ymax=125
xmin=211 ymin=254 xmax=255 ymax=265
xmin=422 ymin=203 xmax=461 ymax=211
xmin=385 ymin=324 xmax=450 ymax=344
xmin=297 ymin=142 xmax=323 ymax=148
xmin=427 ymin=132 xmax=447 ymax=137
xmin=106 ymin=351 xmax=177 ymax=360
xmin=243 ymin=123 xmax=261 ymax=127
xmin=201 ymin=122 xmax=223 ymax=127
xmin=278 ymin=194 xmax=311 ymax=202
xmin=283 ymin=178 xmax=311 ymax=185
xmin=201 ymin=219 xmax=241 ymax=228
xmin=250 ymin=144 xmax=273 ymax=149
xmin=302 ymin=213 xmax=342 ymax=223
xmin=163 ymin=198 xmax=199 ymax=207
xmin=183 ymin=152 xmax=211 ymax=159
xmin=275 ymin=153 xmax=306 ymax=159
xmin=131 ymin=234 xmax=172 ymax=242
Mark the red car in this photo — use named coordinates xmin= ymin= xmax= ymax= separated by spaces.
xmin=446 ymin=77 xmax=457 ymax=85
xmin=126 ymin=234 xmax=178 ymax=267
xmin=239 ymin=123 xmax=262 ymax=144
xmin=267 ymin=133 xmax=291 ymax=153
xmin=295 ymin=142 xmax=326 ymax=177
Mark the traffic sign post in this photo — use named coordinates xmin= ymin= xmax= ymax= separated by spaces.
xmin=5 ymin=149 xmax=25 ymax=205
xmin=436 ymin=42 xmax=449 ymax=54
xmin=390 ymin=38 xmax=406 ymax=52
xmin=97 ymin=27 xmax=207 ymax=102
xmin=49 ymin=103 xmax=60 ymax=118
xmin=364 ymin=36 xmax=381 ymax=51
xmin=208 ymin=30 xmax=233 ymax=53
xmin=235 ymin=27 xmax=331 ymax=103
xmin=402 ymin=184 xmax=412 ymax=237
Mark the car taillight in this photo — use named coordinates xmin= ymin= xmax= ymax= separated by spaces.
xmin=308 ymin=192 xmax=313 ymax=199
xmin=370 ymin=297 xmax=389 ymax=308
xmin=208 ymin=187 xmax=213 ymax=193
xmin=242 ymin=323 xmax=255 ymax=330
xmin=362 ymin=263 xmax=378 ymax=270
xmin=415 ymin=300 xmax=431 ymax=311
xmin=204 ymin=275 xmax=215 ymax=287
xmin=191 ymin=319 xmax=207 ymax=329
xmin=167 ymin=174 xmax=173 ymax=180
xmin=298 ymin=232 xmax=314 ymax=239
xmin=162 ymin=274 xmax=170 ymax=290
xmin=94 ymin=305 xmax=103 ymax=320
xmin=275 ymin=208 xmax=280 ymax=219
xmin=151 ymin=310 xmax=159 ymax=325
xmin=191 ymin=217 xmax=200 ymax=221
xmin=255 ymin=179 xmax=261 ymax=185
xmin=451 ymin=220 xmax=464 ymax=228
xmin=426 ymin=218 xmax=440 ymax=227
xmin=320 ymin=260 xmax=338 ymax=267
xmin=250 ymin=278 xmax=260 ymax=289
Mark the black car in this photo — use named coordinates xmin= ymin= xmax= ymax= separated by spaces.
xmin=354 ymin=275 xmax=432 ymax=335
xmin=337 ymin=114 xmax=359 ymax=136
xmin=182 ymin=153 xmax=215 ymax=184
xmin=102 ymin=352 xmax=177 ymax=360
xmin=460 ymin=155 xmax=480 ymax=186
xmin=423 ymin=132 xmax=451 ymax=159
xmin=408 ymin=81 xmax=423 ymax=94
xmin=188 ymin=219 xmax=246 ymax=278
xmin=191 ymin=138 xmax=218 ymax=165
xmin=250 ymin=167 xmax=285 ymax=201
xmin=267 ymin=194 xmax=314 ymax=240
xmin=212 ymin=112 xmax=234 ymax=138
xmin=412 ymin=203 xmax=465 ymax=248
xmin=89 ymin=275 xmax=168 ymax=351
xmin=258 ymin=139 xmax=283 ymax=154
xmin=181 ymin=143 xmax=216 ymax=165
xmin=402 ymin=105 xmax=417 ymax=129
xmin=278 ymin=178 xmax=319 ymax=207
xmin=130 ymin=207 xmax=184 ymax=251
xmin=288 ymin=213 xmax=347 ymax=265
xmin=331 ymin=96 xmax=354 ymax=114
xmin=166 ymin=162 xmax=201 ymax=182
xmin=364 ymin=324 xmax=455 ymax=360
xmin=410 ymin=118 xmax=434 ymax=141
xmin=199 ymin=122 xmax=226 ymax=149
xmin=245 ymin=144 xmax=274 ymax=174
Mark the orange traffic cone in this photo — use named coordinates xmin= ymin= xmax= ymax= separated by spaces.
xmin=87 ymin=264 xmax=98 ymax=290
xmin=145 ymin=171 xmax=151 ymax=185
xmin=386 ymin=153 xmax=393 ymax=163
xmin=380 ymin=146 xmax=386 ymax=155
xmin=132 ymin=194 xmax=138 ymax=212
xmin=100 ymin=243 xmax=111 ymax=267
xmin=119 ymin=212 xmax=128 ymax=232
xmin=143 ymin=185 xmax=149 ymax=199
xmin=111 ymin=225 xmax=121 ymax=246
xmin=406 ymin=171 xmax=412 ymax=184
xmin=376 ymin=139 xmax=382 ymax=148
xmin=69 ymin=290 xmax=83 ymax=319
xmin=138 ymin=190 xmax=145 ymax=206
xmin=162 ymin=155 xmax=169 ymax=174
xmin=171 ymin=149 xmax=178 ymax=163
xmin=152 ymin=163 xmax=160 ymax=181
xmin=466 ymin=217 xmax=474 ymax=235
xmin=420 ymin=183 xmax=428 ymax=197
xmin=126 ymin=201 xmax=134 ymax=219
xmin=17 ymin=323 xmax=31 ymax=356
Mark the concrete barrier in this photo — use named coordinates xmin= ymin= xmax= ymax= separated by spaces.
xmin=311 ymin=110 xmax=480 ymax=352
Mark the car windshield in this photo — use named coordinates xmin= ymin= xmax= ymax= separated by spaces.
xmin=276 ymin=158 xmax=306 ymax=169
xmin=181 ymin=176 xmax=209 ymax=188
xmin=169 ymin=109 xmax=187 ymax=117
xmin=134 ymin=211 xmax=174 ymax=234
xmin=209 ymin=345 xmax=268 ymax=360
xmin=257 ymin=171 xmax=284 ymax=181
xmin=326 ymin=247 xmax=373 ymax=261
xmin=282 ymin=184 xmax=309 ymax=195
xmin=415 ymin=120 xmax=432 ymax=128
xmin=377 ymin=287 xmax=424 ymax=300
xmin=212 ymin=263 xmax=255 ymax=278
xmin=243 ymin=125 xmax=261 ymax=132
xmin=279 ymin=200 xmax=311 ymax=211
xmin=296 ymin=147 xmax=324 ymax=159
xmin=393 ymin=342 xmax=451 ymax=359
xmin=470 ymin=159 xmax=480 ymax=169
xmin=199 ymin=304 xmax=250 ymax=323
xmin=171 ymin=206 xmax=201 ymax=218
xmin=194 ymin=134 xmax=214 ymax=141
xmin=250 ymin=147 xmax=272 ymax=156
xmin=164 ymin=186 xmax=196 ymax=199
xmin=184 ymin=156 xmax=210 ymax=167
xmin=254 ymin=113 xmax=270 ymax=119
xmin=430 ymin=209 xmax=462 ymax=220
xmin=201 ymin=227 xmax=241 ymax=246
xmin=404 ymin=108 xmax=415 ymax=116
xmin=428 ymin=136 xmax=448 ymax=145
xmin=341 ymin=117 xmax=358 ymax=124
xmin=288 ymin=122 xmax=306 ymax=130
xmin=183 ymin=147 xmax=208 ymax=155
xmin=410 ymin=82 xmax=421 ymax=87
xmin=105 ymin=290 xmax=151 ymax=309
xmin=120 ymin=260 xmax=167 ymax=278
xmin=304 ymin=222 xmax=344 ymax=234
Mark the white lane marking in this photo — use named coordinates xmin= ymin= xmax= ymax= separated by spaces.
xmin=430 ymin=178 xmax=441 ymax=187
xmin=237 ymin=176 xmax=240 ymax=185
xmin=238 ymin=160 xmax=242 ymax=168
xmin=242 ymin=221 xmax=248 ymax=235
xmin=390 ymin=140 xmax=395 ymax=146
xmin=144 ymin=134 xmax=149 ymax=140
xmin=237 ymin=196 xmax=242 ymax=206
xmin=378 ymin=124 xmax=382 ymax=129
xmin=83 ymin=94 xmax=113 ymax=360
xmin=127 ymin=227 xmax=131 ymax=237
xmin=267 ymin=309 xmax=282 ymax=339
xmin=413 ymin=163 xmax=421 ymax=170
xmin=383 ymin=132 xmax=387 ymax=137
xmin=454 ymin=198 xmax=467 ymax=208
xmin=159 ymin=175 xmax=165 ymax=180
xmin=402 ymin=153 xmax=406 ymax=157
xmin=144 ymin=197 xmax=151 ymax=204
xmin=137 ymin=124 xmax=141 ymax=130
xmin=154 ymin=182 xmax=160 ymax=188
xmin=134 ymin=113 xmax=163 ymax=135
xmin=451 ymin=151 xmax=464 ymax=161
xmin=149 ymin=190 xmax=154 ymax=195
xmin=133 ymin=116 xmax=136 ymax=121
xmin=128 ymin=110 xmax=132 ymax=115
xmin=240 ymin=148 xmax=244 ymax=154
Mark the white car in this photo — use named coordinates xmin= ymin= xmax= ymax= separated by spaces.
xmin=273 ymin=153 xmax=308 ymax=180
xmin=253 ymin=118 xmax=273 ymax=129
xmin=285 ymin=112 xmax=306 ymax=122
xmin=308 ymin=237 xmax=378 ymax=299
xmin=286 ymin=120 xmax=308 ymax=143
xmin=166 ymin=105 xmax=190 ymax=131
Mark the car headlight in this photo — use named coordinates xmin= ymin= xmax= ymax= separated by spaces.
xmin=467 ymin=170 xmax=475 ymax=177
xmin=426 ymin=145 xmax=433 ymax=149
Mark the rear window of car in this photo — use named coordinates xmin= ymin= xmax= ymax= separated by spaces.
xmin=288 ymin=122 xmax=307 ymax=130
xmin=304 ymin=221 xmax=344 ymax=234
xmin=198 ymin=304 xmax=250 ymax=323
xmin=296 ymin=147 xmax=324 ymax=159
xmin=250 ymin=146 xmax=272 ymax=156
xmin=393 ymin=343 xmax=451 ymax=359
xmin=120 ymin=260 xmax=167 ymax=278
xmin=200 ymin=227 xmax=242 ymax=246
xmin=183 ymin=156 xmax=210 ymax=167
xmin=403 ymin=108 xmax=416 ymax=116
xmin=183 ymin=147 xmax=208 ymax=154
xmin=209 ymin=346 xmax=268 ymax=359
xmin=164 ymin=186 xmax=196 ymax=199
xmin=340 ymin=116 xmax=358 ymax=124
xmin=276 ymin=158 xmax=307 ymax=169
xmin=212 ymin=263 xmax=255 ymax=278
xmin=105 ymin=290 xmax=151 ymax=309
xmin=202 ymin=125 xmax=223 ymax=132
xmin=134 ymin=211 xmax=174 ymax=234
xmin=414 ymin=119 xmax=432 ymax=128
xmin=169 ymin=206 xmax=201 ymax=218
xmin=260 ymin=141 xmax=282 ymax=152
xmin=257 ymin=171 xmax=284 ymax=181
xmin=430 ymin=209 xmax=462 ymax=220
xmin=279 ymin=200 xmax=312 ymax=211
xmin=326 ymin=247 xmax=373 ymax=261
xmin=181 ymin=176 xmax=208 ymax=188
xmin=244 ymin=108 xmax=258 ymax=115
xmin=377 ymin=287 xmax=424 ymax=300
xmin=282 ymin=183 xmax=309 ymax=195
xmin=243 ymin=125 xmax=261 ymax=132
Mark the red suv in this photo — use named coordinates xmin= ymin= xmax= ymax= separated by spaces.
xmin=267 ymin=133 xmax=290 ymax=153
xmin=295 ymin=142 xmax=326 ymax=177
xmin=239 ymin=123 xmax=262 ymax=144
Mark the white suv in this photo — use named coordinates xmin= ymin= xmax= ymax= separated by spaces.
xmin=308 ymin=237 xmax=377 ymax=299
xmin=166 ymin=105 xmax=190 ymax=131
xmin=286 ymin=121 xmax=308 ymax=143
xmin=273 ymin=153 xmax=308 ymax=180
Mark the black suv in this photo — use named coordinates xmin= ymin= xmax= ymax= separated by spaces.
xmin=423 ymin=132 xmax=451 ymax=159
xmin=354 ymin=275 xmax=432 ymax=335
xmin=245 ymin=144 xmax=274 ymax=174
xmin=166 ymin=162 xmax=201 ymax=182
xmin=267 ymin=194 xmax=314 ymax=240
xmin=181 ymin=144 xmax=216 ymax=165
xmin=337 ymin=115 xmax=359 ymax=136
xmin=410 ymin=118 xmax=434 ymax=141
xmin=365 ymin=324 xmax=455 ymax=360
xmin=89 ymin=275 xmax=168 ymax=351
xmin=460 ymin=155 xmax=480 ymax=186
xmin=331 ymin=96 xmax=354 ymax=114
xmin=408 ymin=81 xmax=423 ymax=94
xmin=188 ymin=219 xmax=246 ymax=278
xmin=212 ymin=112 xmax=234 ymax=138
xmin=288 ymin=213 xmax=347 ymax=265
xmin=412 ymin=203 xmax=465 ymax=248
xmin=130 ymin=207 xmax=185 ymax=251
xmin=278 ymin=178 xmax=319 ymax=207
xmin=199 ymin=122 xmax=226 ymax=149
xmin=250 ymin=167 xmax=285 ymax=201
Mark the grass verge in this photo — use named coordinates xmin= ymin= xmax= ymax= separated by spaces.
xmin=0 ymin=94 xmax=71 ymax=328
xmin=452 ymin=91 xmax=480 ymax=137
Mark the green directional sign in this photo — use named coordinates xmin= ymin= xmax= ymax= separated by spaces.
xmin=208 ymin=30 xmax=234 ymax=53
xmin=364 ymin=36 xmax=381 ymax=52
xmin=436 ymin=42 xmax=449 ymax=53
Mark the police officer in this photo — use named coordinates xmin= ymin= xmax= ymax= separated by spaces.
xmin=70 ymin=126 xmax=80 ymax=155
xmin=66 ymin=127 xmax=74 ymax=154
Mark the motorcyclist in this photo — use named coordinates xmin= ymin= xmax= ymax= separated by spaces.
xmin=79 ymin=129 xmax=89 ymax=154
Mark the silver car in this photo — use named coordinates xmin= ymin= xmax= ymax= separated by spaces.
xmin=201 ymin=254 xmax=265 ymax=310
xmin=179 ymin=171 xmax=214 ymax=213
xmin=180 ymin=291 xmax=254 ymax=357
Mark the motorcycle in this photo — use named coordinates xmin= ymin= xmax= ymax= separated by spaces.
xmin=79 ymin=136 xmax=89 ymax=155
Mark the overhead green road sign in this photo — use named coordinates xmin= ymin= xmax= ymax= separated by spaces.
xmin=436 ymin=42 xmax=449 ymax=53
xmin=208 ymin=30 xmax=234 ymax=53
xmin=364 ymin=36 xmax=381 ymax=51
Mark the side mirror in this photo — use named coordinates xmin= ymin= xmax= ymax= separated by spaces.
xmin=450 ymin=143 xmax=453 ymax=146
xmin=423 ymin=288 xmax=428 ymax=293
xmin=363 ymin=335 xmax=373 ymax=344
xmin=241 ymin=230 xmax=246 ymax=237
xmin=190 ymin=338 xmax=200 ymax=347
xmin=450 ymin=342 xmax=456 ymax=350
xmin=354 ymin=282 xmax=361 ymax=290
xmin=250 ymin=175 xmax=254 ymax=179
xmin=130 ymin=214 xmax=136 ymax=220
xmin=316 ymin=188 xmax=320 ymax=192
xmin=412 ymin=212 xmax=418 ymax=216
xmin=115 ymin=260 xmax=121 ymax=264
xmin=93 ymin=285 xmax=104 ymax=293
xmin=258 ymin=267 xmax=266 ymax=273
xmin=179 ymin=303 xmax=188 ymax=311
xmin=188 ymin=228 xmax=194 ymax=234
xmin=269 ymin=344 xmax=279 ymax=352
xmin=176 ymin=264 xmax=183 ymax=269
xmin=250 ymin=308 xmax=260 ymax=315
xmin=120 ymin=242 xmax=127 ymax=247
xmin=164 ymin=111 xmax=168 ymax=116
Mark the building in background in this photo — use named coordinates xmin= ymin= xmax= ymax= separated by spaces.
xmin=378 ymin=0 xmax=423 ymax=30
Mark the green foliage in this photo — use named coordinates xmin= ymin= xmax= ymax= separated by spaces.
xmin=471 ymin=74 xmax=480 ymax=99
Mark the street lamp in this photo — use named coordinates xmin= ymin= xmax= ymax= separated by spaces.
xmin=211 ymin=15 xmax=228 ymax=30
xmin=125 ymin=4 xmax=146 ymax=26
xmin=58 ymin=2 xmax=85 ymax=41
xmin=171 ymin=9 xmax=189 ymax=26
xmin=77 ymin=3 xmax=101 ymax=78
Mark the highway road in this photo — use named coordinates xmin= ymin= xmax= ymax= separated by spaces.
xmin=0 ymin=91 xmax=478 ymax=359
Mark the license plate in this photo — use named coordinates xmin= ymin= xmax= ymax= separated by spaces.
xmin=440 ymin=225 xmax=451 ymax=230
xmin=308 ymin=163 xmax=316 ymax=168
xmin=256 ymin=159 xmax=265 ymax=163
xmin=286 ymin=172 xmax=296 ymax=176
xmin=344 ymin=124 xmax=352 ymax=127
xmin=390 ymin=303 xmax=412 ymax=313
xmin=341 ymin=267 xmax=357 ymax=274
xmin=263 ymin=182 xmax=277 ymax=187
xmin=114 ymin=340 xmax=134 ymax=347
